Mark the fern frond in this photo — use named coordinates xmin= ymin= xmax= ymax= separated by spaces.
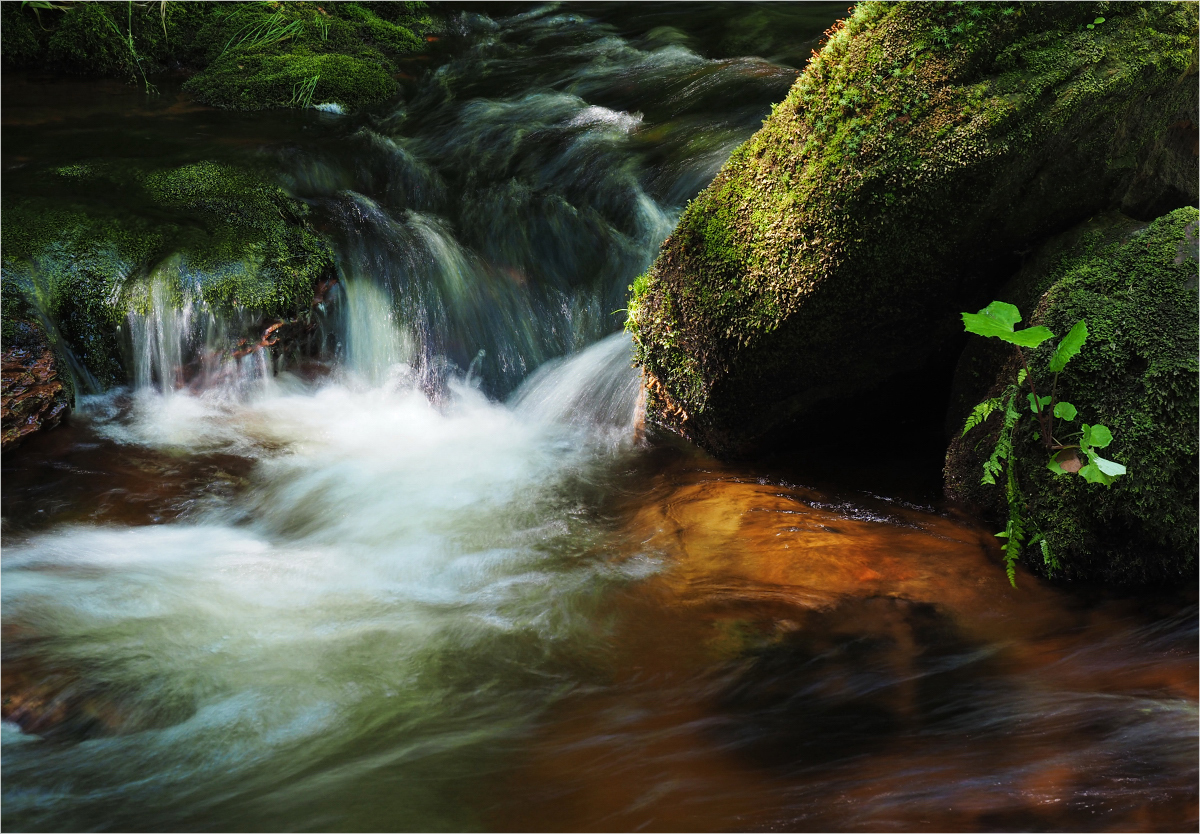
xmin=962 ymin=398 xmax=1000 ymax=436
xmin=979 ymin=387 xmax=1020 ymax=486
xmin=1001 ymin=462 xmax=1026 ymax=588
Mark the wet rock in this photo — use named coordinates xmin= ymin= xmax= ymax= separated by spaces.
xmin=945 ymin=207 xmax=1199 ymax=586
xmin=626 ymin=2 xmax=1199 ymax=455
xmin=1 ymin=321 xmax=68 ymax=450
xmin=712 ymin=596 xmax=989 ymax=767
xmin=2 ymin=160 xmax=335 ymax=387
xmin=2 ymin=635 xmax=198 ymax=742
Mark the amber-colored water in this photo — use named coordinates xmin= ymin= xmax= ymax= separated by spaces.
xmin=484 ymin=457 xmax=1197 ymax=832
xmin=4 ymin=411 xmax=1195 ymax=832
xmin=3 ymin=4 xmax=1195 ymax=830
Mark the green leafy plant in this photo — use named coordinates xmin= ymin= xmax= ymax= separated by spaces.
xmin=961 ymin=301 xmax=1127 ymax=585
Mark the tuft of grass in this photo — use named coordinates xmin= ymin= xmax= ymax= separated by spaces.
xmin=289 ymin=73 xmax=319 ymax=109
xmin=218 ymin=6 xmax=304 ymax=59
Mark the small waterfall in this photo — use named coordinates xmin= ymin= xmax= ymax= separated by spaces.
xmin=510 ymin=332 xmax=644 ymax=446
xmin=128 ymin=271 xmax=195 ymax=393
xmin=342 ymin=279 xmax=413 ymax=385
xmin=125 ymin=263 xmax=276 ymax=400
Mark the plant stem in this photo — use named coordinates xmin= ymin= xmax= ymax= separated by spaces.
xmin=1015 ymin=347 xmax=1052 ymax=449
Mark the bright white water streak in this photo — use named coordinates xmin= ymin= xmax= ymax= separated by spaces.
xmin=1 ymin=331 xmax=652 ymax=831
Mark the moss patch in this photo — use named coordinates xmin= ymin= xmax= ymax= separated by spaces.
xmin=2 ymin=161 xmax=333 ymax=388
xmin=1 ymin=1 xmax=432 ymax=111
xmin=946 ymin=207 xmax=1198 ymax=586
xmin=627 ymin=1 xmax=1199 ymax=454
xmin=185 ymin=50 xmax=398 ymax=111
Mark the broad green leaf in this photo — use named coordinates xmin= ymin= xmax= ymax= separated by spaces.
xmin=964 ymin=302 xmax=1054 ymax=346
xmin=999 ymin=325 xmax=1054 ymax=348
xmin=1049 ymin=320 xmax=1088 ymax=372
xmin=965 ymin=300 xmax=1022 ymax=332
xmin=1027 ymin=393 xmax=1051 ymax=413
xmin=1047 ymin=458 xmax=1064 ymax=475
xmin=1082 ymin=423 xmax=1113 ymax=449
xmin=1092 ymin=455 xmax=1126 ymax=477
xmin=1079 ymin=462 xmax=1115 ymax=485
xmin=1053 ymin=401 xmax=1077 ymax=421
xmin=963 ymin=302 xmax=1053 ymax=346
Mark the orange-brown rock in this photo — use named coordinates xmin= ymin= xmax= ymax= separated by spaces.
xmin=2 ymin=331 xmax=69 ymax=450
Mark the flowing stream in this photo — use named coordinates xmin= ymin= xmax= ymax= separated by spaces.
xmin=3 ymin=5 xmax=1196 ymax=832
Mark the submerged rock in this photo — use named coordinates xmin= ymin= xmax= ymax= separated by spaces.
xmin=626 ymin=2 xmax=1199 ymax=454
xmin=1 ymin=321 xmax=69 ymax=450
xmin=2 ymin=160 xmax=334 ymax=389
xmin=945 ymin=207 xmax=1199 ymax=586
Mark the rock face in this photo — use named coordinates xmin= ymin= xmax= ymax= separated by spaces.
xmin=626 ymin=2 xmax=1199 ymax=455
xmin=2 ymin=160 xmax=334 ymax=389
xmin=946 ymin=207 xmax=1198 ymax=586
xmin=1 ymin=321 xmax=69 ymax=451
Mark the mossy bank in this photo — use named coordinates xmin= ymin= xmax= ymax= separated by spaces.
xmin=626 ymin=1 xmax=1199 ymax=454
xmin=946 ymin=207 xmax=1198 ymax=586
xmin=0 ymin=1 xmax=433 ymax=112
xmin=1 ymin=161 xmax=333 ymax=390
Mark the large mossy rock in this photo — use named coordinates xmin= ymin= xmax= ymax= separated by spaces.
xmin=0 ymin=2 xmax=432 ymax=112
xmin=946 ymin=207 xmax=1198 ymax=586
xmin=1 ymin=161 xmax=333 ymax=389
xmin=626 ymin=1 xmax=1199 ymax=454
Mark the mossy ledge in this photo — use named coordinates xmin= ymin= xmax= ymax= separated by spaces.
xmin=1 ymin=161 xmax=334 ymax=390
xmin=0 ymin=1 xmax=433 ymax=112
xmin=945 ymin=207 xmax=1198 ymax=586
xmin=626 ymin=1 xmax=1199 ymax=455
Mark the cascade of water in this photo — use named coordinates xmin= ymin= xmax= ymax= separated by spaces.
xmin=510 ymin=331 xmax=644 ymax=448
xmin=123 ymin=262 xmax=282 ymax=405
xmin=128 ymin=269 xmax=196 ymax=393
xmin=341 ymin=279 xmax=414 ymax=386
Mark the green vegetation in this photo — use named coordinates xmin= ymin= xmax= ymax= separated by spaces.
xmin=959 ymin=301 xmax=1126 ymax=585
xmin=626 ymin=1 xmax=1198 ymax=454
xmin=946 ymin=208 xmax=1198 ymax=586
xmin=1 ymin=1 xmax=433 ymax=111
xmin=2 ymin=161 xmax=333 ymax=387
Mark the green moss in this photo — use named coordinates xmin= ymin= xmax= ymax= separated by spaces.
xmin=0 ymin=3 xmax=49 ymax=66
xmin=184 ymin=50 xmax=397 ymax=111
xmin=1 ymin=162 xmax=333 ymax=387
xmin=5 ymin=1 xmax=211 ymax=78
xmin=1010 ymin=207 xmax=1199 ymax=585
xmin=628 ymin=1 xmax=1199 ymax=453
xmin=3 ymin=2 xmax=431 ymax=111
xmin=182 ymin=1 xmax=430 ymax=111
xmin=946 ymin=208 xmax=1198 ymax=586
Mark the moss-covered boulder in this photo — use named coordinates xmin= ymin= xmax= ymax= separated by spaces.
xmin=945 ymin=207 xmax=1198 ymax=586
xmin=1 ymin=161 xmax=334 ymax=389
xmin=182 ymin=2 xmax=431 ymax=111
xmin=626 ymin=1 xmax=1199 ymax=454
xmin=0 ymin=2 xmax=432 ymax=111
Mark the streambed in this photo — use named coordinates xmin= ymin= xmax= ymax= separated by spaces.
xmin=3 ymin=4 xmax=1196 ymax=832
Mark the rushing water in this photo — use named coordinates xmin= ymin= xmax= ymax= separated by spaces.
xmin=3 ymin=5 xmax=1197 ymax=832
